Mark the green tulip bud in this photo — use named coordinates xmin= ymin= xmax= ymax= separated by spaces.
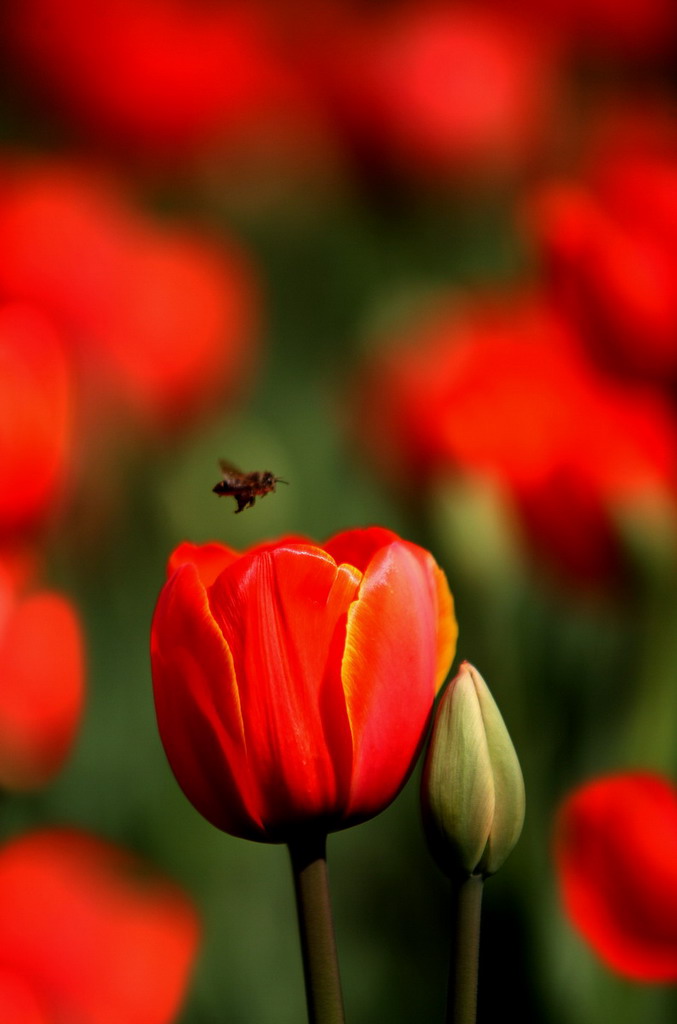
xmin=421 ymin=661 xmax=525 ymax=878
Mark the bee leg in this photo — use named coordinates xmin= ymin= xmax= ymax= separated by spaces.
xmin=235 ymin=495 xmax=249 ymax=513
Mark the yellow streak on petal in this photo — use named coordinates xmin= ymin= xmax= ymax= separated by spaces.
xmin=433 ymin=564 xmax=458 ymax=693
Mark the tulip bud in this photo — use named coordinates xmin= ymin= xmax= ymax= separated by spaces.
xmin=421 ymin=661 xmax=525 ymax=878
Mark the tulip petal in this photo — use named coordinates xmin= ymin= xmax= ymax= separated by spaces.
xmin=0 ymin=968 xmax=49 ymax=1024
xmin=167 ymin=538 xmax=313 ymax=588
xmin=208 ymin=546 xmax=360 ymax=835
xmin=341 ymin=541 xmax=456 ymax=820
xmin=328 ymin=531 xmax=457 ymax=691
xmin=324 ymin=526 xmax=401 ymax=573
xmin=151 ymin=564 xmax=263 ymax=838
xmin=432 ymin=560 xmax=458 ymax=691
xmin=167 ymin=541 xmax=240 ymax=587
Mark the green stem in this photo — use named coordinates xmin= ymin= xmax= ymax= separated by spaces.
xmin=288 ymin=831 xmax=345 ymax=1024
xmin=447 ymin=873 xmax=484 ymax=1024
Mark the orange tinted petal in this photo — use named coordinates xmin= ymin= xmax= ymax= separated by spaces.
xmin=341 ymin=540 xmax=456 ymax=821
xmin=432 ymin=561 xmax=457 ymax=691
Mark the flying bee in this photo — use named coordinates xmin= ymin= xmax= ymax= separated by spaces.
xmin=212 ymin=459 xmax=288 ymax=513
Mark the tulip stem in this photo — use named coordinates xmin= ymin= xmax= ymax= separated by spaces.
xmin=447 ymin=873 xmax=484 ymax=1024
xmin=288 ymin=832 xmax=345 ymax=1024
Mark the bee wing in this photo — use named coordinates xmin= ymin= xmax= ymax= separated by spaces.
xmin=218 ymin=458 xmax=243 ymax=476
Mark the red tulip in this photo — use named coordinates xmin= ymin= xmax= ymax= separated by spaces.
xmin=0 ymin=562 xmax=84 ymax=790
xmin=0 ymin=302 xmax=72 ymax=539
xmin=357 ymin=295 xmax=677 ymax=585
xmin=150 ymin=527 xmax=457 ymax=841
xmin=554 ymin=773 xmax=677 ymax=981
xmin=0 ymin=828 xmax=200 ymax=1023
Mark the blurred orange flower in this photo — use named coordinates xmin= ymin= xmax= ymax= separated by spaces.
xmin=358 ymin=296 xmax=677 ymax=585
xmin=554 ymin=773 xmax=677 ymax=981
xmin=0 ymin=828 xmax=200 ymax=1023
xmin=0 ymin=562 xmax=84 ymax=791
xmin=151 ymin=528 xmax=456 ymax=842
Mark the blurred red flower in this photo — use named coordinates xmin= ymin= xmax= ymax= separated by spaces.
xmin=0 ymin=159 xmax=258 ymax=433
xmin=530 ymin=117 xmax=677 ymax=385
xmin=0 ymin=302 xmax=72 ymax=539
xmin=358 ymin=296 xmax=677 ymax=585
xmin=302 ymin=3 xmax=558 ymax=183
xmin=554 ymin=773 xmax=677 ymax=981
xmin=1 ymin=0 xmax=296 ymax=162
xmin=0 ymin=828 xmax=200 ymax=1022
xmin=150 ymin=528 xmax=457 ymax=842
xmin=0 ymin=561 xmax=84 ymax=791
